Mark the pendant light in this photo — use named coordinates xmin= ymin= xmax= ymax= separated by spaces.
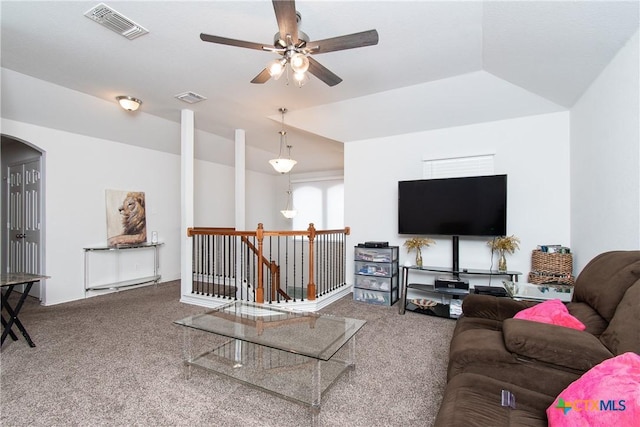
xmin=269 ymin=108 xmax=297 ymax=174
xmin=281 ymin=173 xmax=297 ymax=219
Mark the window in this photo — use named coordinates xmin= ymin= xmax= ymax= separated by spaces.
xmin=423 ymin=154 xmax=495 ymax=179
xmin=292 ymin=178 xmax=344 ymax=230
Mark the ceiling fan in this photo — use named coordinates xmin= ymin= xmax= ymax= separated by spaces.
xmin=200 ymin=0 xmax=379 ymax=87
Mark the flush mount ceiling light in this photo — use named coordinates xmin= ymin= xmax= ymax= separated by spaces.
xmin=116 ymin=96 xmax=142 ymax=111
xmin=269 ymin=108 xmax=297 ymax=174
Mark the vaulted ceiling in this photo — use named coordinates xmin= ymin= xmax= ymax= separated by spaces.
xmin=1 ymin=1 xmax=638 ymax=173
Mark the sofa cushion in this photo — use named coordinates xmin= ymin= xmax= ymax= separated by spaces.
xmin=452 ymin=315 xmax=503 ymax=335
xmin=514 ymin=299 xmax=585 ymax=330
xmin=599 ymin=280 xmax=640 ymax=355
xmin=566 ymin=302 xmax=608 ymax=336
xmin=546 ymin=352 xmax=640 ymax=426
xmin=462 ymin=293 xmax=537 ymax=321
xmin=447 ymin=328 xmax=513 ymax=381
xmin=503 ymin=319 xmax=613 ymax=372
xmin=448 ymin=326 xmax=584 ymax=396
xmin=573 ymin=250 xmax=640 ymax=322
xmin=434 ymin=372 xmax=552 ymax=427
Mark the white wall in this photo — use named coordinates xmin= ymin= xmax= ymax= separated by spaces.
xmin=246 ymin=169 xmax=280 ymax=230
xmin=1 ymin=119 xmax=279 ymax=305
xmin=194 ymin=159 xmax=235 ymax=227
xmin=570 ymin=31 xmax=640 ymax=272
xmin=1 ymin=66 xmax=287 ymax=305
xmin=1 ymin=119 xmax=182 ymax=304
xmin=345 ymin=112 xmax=571 ymax=285
xmin=193 ymin=159 xmax=281 ymax=231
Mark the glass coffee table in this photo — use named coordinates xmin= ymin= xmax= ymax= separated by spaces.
xmin=503 ymin=280 xmax=574 ymax=302
xmin=174 ymin=301 xmax=366 ymax=424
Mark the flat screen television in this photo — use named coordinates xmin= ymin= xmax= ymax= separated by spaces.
xmin=398 ymin=174 xmax=507 ymax=236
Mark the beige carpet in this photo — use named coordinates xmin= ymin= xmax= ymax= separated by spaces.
xmin=1 ymin=281 xmax=455 ymax=426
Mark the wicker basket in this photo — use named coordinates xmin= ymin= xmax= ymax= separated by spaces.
xmin=529 ymin=250 xmax=575 ymax=285
xmin=528 ymin=272 xmax=575 ymax=285
xmin=531 ymin=250 xmax=573 ymax=274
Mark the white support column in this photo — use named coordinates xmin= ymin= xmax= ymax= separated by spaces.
xmin=181 ymin=109 xmax=195 ymax=297
xmin=235 ymin=129 xmax=246 ymax=231
xmin=234 ymin=129 xmax=248 ymax=300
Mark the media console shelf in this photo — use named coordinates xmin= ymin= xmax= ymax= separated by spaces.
xmin=398 ymin=265 xmax=522 ymax=317
xmin=84 ymin=242 xmax=163 ymax=293
xmin=406 ymin=265 xmax=521 ymax=282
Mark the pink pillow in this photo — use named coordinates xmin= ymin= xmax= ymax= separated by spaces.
xmin=547 ymin=352 xmax=640 ymax=426
xmin=514 ymin=299 xmax=585 ymax=330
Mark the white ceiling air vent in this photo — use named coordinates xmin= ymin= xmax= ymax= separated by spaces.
xmin=84 ymin=3 xmax=149 ymax=40
xmin=175 ymin=92 xmax=207 ymax=104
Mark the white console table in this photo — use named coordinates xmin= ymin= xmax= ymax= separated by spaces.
xmin=84 ymin=242 xmax=163 ymax=293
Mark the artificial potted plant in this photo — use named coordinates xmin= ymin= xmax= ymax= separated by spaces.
xmin=487 ymin=235 xmax=520 ymax=272
xmin=404 ymin=237 xmax=436 ymax=267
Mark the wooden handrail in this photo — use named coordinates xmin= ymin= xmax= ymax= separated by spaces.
xmin=314 ymin=226 xmax=351 ymax=236
xmin=240 ymin=236 xmax=270 ymax=270
xmin=187 ymin=227 xmax=246 ymax=237
xmin=187 ymin=225 xmax=350 ymax=238
xmin=240 ymin=236 xmax=287 ymax=300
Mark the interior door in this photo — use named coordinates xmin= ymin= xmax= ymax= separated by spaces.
xmin=7 ymin=158 xmax=42 ymax=297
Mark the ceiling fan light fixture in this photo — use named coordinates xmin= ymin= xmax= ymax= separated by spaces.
xmin=267 ymin=58 xmax=286 ymax=79
xmin=199 ymin=7 xmax=379 ymax=88
xmin=293 ymin=71 xmax=309 ymax=87
xmin=290 ymin=53 xmax=309 ymax=73
xmin=116 ymin=95 xmax=142 ymax=111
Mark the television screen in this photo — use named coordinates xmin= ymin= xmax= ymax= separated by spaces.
xmin=398 ymin=175 xmax=507 ymax=236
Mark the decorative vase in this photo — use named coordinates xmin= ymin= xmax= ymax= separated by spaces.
xmin=498 ymin=250 xmax=507 ymax=272
xmin=416 ymin=248 xmax=423 ymax=267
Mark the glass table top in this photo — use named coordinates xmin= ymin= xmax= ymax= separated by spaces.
xmin=174 ymin=301 xmax=366 ymax=361
xmin=503 ymin=280 xmax=573 ymax=302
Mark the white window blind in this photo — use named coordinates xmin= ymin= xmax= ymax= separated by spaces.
xmin=423 ymin=154 xmax=495 ymax=179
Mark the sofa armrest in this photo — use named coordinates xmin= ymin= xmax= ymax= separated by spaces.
xmin=462 ymin=294 xmax=537 ymax=321
xmin=502 ymin=318 xmax=614 ymax=372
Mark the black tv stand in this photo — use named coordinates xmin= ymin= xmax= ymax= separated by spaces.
xmin=398 ymin=265 xmax=522 ymax=317
xmin=452 ymin=235 xmax=460 ymax=279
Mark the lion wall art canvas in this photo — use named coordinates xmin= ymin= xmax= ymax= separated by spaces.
xmin=106 ymin=189 xmax=147 ymax=246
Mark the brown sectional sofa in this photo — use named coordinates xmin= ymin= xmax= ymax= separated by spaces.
xmin=434 ymin=250 xmax=640 ymax=426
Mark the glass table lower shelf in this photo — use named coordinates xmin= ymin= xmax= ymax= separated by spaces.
xmin=185 ymin=338 xmax=352 ymax=406
xmin=174 ymin=301 xmax=366 ymax=425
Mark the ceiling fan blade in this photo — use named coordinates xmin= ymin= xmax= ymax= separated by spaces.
xmin=309 ymin=29 xmax=379 ymax=54
xmin=200 ymin=33 xmax=265 ymax=51
xmin=307 ymin=57 xmax=342 ymax=87
xmin=251 ymin=68 xmax=272 ymax=84
xmin=272 ymin=0 xmax=298 ymax=42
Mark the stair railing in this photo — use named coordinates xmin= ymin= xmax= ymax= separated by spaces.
xmin=187 ymin=223 xmax=350 ymax=303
